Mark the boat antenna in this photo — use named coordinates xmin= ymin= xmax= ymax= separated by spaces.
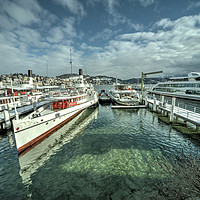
xmin=70 ymin=49 xmax=72 ymax=75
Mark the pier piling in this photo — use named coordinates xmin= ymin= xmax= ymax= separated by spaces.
xmin=144 ymin=95 xmax=200 ymax=133
xmin=169 ymin=97 xmax=176 ymax=123
xmin=3 ymin=109 xmax=11 ymax=129
xmin=153 ymin=96 xmax=157 ymax=112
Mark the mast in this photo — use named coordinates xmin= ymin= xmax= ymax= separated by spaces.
xmin=70 ymin=49 xmax=72 ymax=75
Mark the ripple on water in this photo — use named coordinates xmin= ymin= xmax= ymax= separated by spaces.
xmin=1 ymin=105 xmax=200 ymax=199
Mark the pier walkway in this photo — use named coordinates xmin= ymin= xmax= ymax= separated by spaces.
xmin=145 ymin=96 xmax=200 ymax=128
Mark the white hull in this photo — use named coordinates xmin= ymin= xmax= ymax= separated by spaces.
xmin=109 ymin=92 xmax=139 ymax=106
xmin=13 ymin=96 xmax=98 ymax=156
xmin=111 ymin=97 xmax=139 ymax=106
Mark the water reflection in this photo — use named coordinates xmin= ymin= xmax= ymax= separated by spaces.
xmin=1 ymin=102 xmax=200 ymax=199
xmin=19 ymin=108 xmax=99 ymax=186
xmin=0 ymin=131 xmax=27 ymax=200
xmin=27 ymin=107 xmax=187 ymax=199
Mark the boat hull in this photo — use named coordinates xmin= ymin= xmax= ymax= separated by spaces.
xmin=109 ymin=92 xmax=139 ymax=106
xmin=111 ymin=98 xmax=139 ymax=106
xmin=99 ymin=97 xmax=111 ymax=104
xmin=13 ymin=97 xmax=98 ymax=156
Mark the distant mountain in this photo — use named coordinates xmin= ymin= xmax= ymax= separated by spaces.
xmin=56 ymin=73 xmax=171 ymax=84
xmin=56 ymin=73 xmax=81 ymax=79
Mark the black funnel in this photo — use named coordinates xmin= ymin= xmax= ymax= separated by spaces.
xmin=79 ymin=69 xmax=83 ymax=75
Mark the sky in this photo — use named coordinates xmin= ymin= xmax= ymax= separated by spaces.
xmin=0 ymin=0 xmax=200 ymax=79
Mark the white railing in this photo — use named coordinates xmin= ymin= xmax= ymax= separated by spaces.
xmin=145 ymin=95 xmax=200 ymax=124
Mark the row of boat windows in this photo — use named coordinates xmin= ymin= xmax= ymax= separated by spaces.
xmin=0 ymin=99 xmax=12 ymax=104
xmin=62 ymin=96 xmax=85 ymax=102
xmin=157 ymin=83 xmax=200 ymax=88
xmin=154 ymin=88 xmax=180 ymax=93
xmin=66 ymin=96 xmax=84 ymax=102
xmin=154 ymin=88 xmax=200 ymax=95
xmin=185 ymin=90 xmax=200 ymax=95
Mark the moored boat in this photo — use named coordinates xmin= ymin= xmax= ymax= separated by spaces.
xmin=18 ymin=107 xmax=99 ymax=184
xmin=98 ymin=89 xmax=111 ymax=104
xmin=147 ymin=72 xmax=200 ymax=101
xmin=109 ymin=83 xmax=139 ymax=106
xmin=12 ymin=70 xmax=98 ymax=156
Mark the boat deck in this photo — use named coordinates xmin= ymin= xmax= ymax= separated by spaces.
xmin=0 ymin=101 xmax=50 ymax=123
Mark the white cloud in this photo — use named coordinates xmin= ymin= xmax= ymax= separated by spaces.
xmin=187 ymin=1 xmax=200 ymax=10
xmin=138 ymin=0 xmax=155 ymax=7
xmin=0 ymin=1 xmax=199 ymax=79
xmin=155 ymin=18 xmax=173 ymax=29
xmin=0 ymin=0 xmax=41 ymax=26
xmin=90 ymin=28 xmax=115 ymax=42
xmin=128 ymin=0 xmax=156 ymax=7
xmin=106 ymin=0 xmax=119 ymax=15
xmin=83 ymin=15 xmax=200 ymax=78
xmin=62 ymin=17 xmax=77 ymax=38
xmin=46 ymin=27 xmax=65 ymax=44
xmin=54 ymin=0 xmax=86 ymax=18
xmin=103 ymin=0 xmax=143 ymax=30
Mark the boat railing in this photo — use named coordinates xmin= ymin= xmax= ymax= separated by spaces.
xmin=146 ymin=95 xmax=200 ymax=115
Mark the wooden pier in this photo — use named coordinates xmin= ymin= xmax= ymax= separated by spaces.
xmin=144 ymin=96 xmax=200 ymax=131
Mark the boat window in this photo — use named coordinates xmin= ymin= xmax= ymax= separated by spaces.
xmin=195 ymin=77 xmax=200 ymax=81
xmin=55 ymin=113 xmax=60 ymax=118
xmin=191 ymin=73 xmax=199 ymax=76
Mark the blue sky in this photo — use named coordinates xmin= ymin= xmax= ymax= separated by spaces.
xmin=0 ymin=0 xmax=200 ymax=79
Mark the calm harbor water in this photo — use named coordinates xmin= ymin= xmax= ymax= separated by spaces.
xmin=0 ymin=85 xmax=200 ymax=200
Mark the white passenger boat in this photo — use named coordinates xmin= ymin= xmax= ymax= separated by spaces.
xmin=147 ymin=72 xmax=200 ymax=101
xmin=12 ymin=72 xmax=98 ymax=156
xmin=109 ymin=84 xmax=139 ymax=106
xmin=98 ymin=89 xmax=111 ymax=104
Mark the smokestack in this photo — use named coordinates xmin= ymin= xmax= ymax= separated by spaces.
xmin=79 ymin=69 xmax=83 ymax=75
xmin=28 ymin=70 xmax=32 ymax=77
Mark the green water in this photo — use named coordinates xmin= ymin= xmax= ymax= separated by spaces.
xmin=0 ymin=105 xmax=200 ymax=199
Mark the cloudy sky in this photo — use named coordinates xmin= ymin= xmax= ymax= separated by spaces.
xmin=0 ymin=0 xmax=200 ymax=79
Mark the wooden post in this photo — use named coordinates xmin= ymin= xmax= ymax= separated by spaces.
xmin=145 ymin=96 xmax=148 ymax=106
xmin=153 ymin=96 xmax=157 ymax=112
xmin=141 ymin=72 xmax=144 ymax=97
xmin=13 ymin=97 xmax=19 ymax=120
xmin=170 ymin=97 xmax=176 ymax=123
xmin=161 ymin=96 xmax=164 ymax=103
xmin=3 ymin=109 xmax=11 ymax=129
xmin=183 ymin=120 xmax=187 ymax=127
xmin=139 ymin=95 xmax=143 ymax=104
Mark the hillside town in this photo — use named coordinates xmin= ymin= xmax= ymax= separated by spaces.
xmin=0 ymin=70 xmax=168 ymax=89
xmin=0 ymin=71 xmax=119 ymax=87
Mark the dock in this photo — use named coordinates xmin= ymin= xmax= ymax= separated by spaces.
xmin=144 ymin=96 xmax=200 ymax=131
xmin=111 ymin=105 xmax=147 ymax=109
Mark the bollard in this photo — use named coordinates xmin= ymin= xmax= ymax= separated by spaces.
xmin=153 ymin=97 xmax=157 ymax=112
